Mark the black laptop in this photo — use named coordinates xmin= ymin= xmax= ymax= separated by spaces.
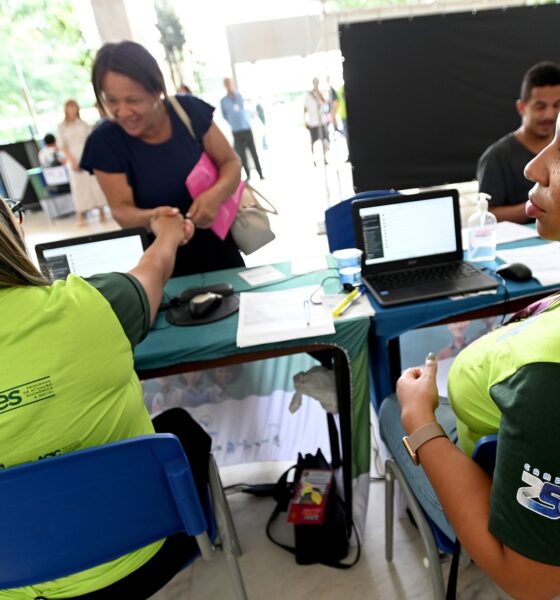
xmin=35 ymin=228 xmax=149 ymax=281
xmin=351 ymin=189 xmax=499 ymax=307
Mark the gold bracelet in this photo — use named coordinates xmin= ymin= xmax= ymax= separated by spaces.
xmin=402 ymin=422 xmax=447 ymax=466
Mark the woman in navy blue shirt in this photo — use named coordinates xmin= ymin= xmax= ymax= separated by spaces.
xmin=81 ymin=41 xmax=244 ymax=277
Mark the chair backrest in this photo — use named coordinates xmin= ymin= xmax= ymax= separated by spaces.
xmin=0 ymin=434 xmax=209 ymax=590
xmin=472 ymin=433 xmax=498 ymax=476
xmin=324 ymin=189 xmax=400 ymax=252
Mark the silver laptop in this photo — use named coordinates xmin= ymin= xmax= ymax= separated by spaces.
xmin=35 ymin=228 xmax=149 ymax=281
xmin=351 ymin=189 xmax=499 ymax=307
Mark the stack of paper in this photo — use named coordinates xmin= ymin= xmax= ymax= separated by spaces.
xmin=236 ymin=285 xmax=335 ymax=348
xmin=497 ymin=242 xmax=560 ymax=286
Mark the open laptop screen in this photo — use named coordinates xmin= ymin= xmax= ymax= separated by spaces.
xmin=353 ymin=191 xmax=462 ymax=271
xmin=35 ymin=228 xmax=148 ymax=281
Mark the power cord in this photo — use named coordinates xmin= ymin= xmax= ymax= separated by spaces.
xmin=480 ymin=267 xmax=509 ymax=325
xmin=159 ymin=268 xmax=340 ymax=312
xmin=223 ymin=482 xmax=276 ymax=497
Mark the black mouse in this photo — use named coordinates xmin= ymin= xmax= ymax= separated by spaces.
xmin=495 ymin=262 xmax=533 ymax=282
xmin=188 ymin=292 xmax=223 ymax=318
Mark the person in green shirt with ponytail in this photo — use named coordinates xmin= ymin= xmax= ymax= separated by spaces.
xmin=0 ymin=198 xmax=211 ymax=599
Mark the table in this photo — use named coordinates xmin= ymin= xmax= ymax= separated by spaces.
xmin=134 ymin=262 xmax=372 ymax=537
xmin=369 ymin=235 xmax=560 ymax=410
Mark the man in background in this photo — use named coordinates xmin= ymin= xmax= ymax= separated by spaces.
xmin=220 ymin=78 xmax=264 ymax=181
xmin=477 ymin=61 xmax=560 ymax=223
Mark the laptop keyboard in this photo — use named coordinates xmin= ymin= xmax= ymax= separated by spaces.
xmin=368 ymin=262 xmax=480 ymax=291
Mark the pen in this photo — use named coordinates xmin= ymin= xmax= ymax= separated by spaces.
xmin=304 ymin=299 xmax=311 ymax=326
xmin=331 ymin=287 xmax=363 ymax=317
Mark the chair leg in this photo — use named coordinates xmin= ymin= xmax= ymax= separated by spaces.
xmin=208 ymin=455 xmax=248 ymax=600
xmin=385 ymin=459 xmax=446 ymax=600
xmin=385 ymin=459 xmax=395 ymax=562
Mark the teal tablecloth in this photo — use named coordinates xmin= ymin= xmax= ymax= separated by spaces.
xmin=134 ymin=262 xmax=372 ymax=534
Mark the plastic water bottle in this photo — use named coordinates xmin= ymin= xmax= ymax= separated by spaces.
xmin=467 ymin=193 xmax=497 ymax=262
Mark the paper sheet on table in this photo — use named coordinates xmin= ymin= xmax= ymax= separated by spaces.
xmin=461 ymin=221 xmax=539 ymax=249
xmin=495 ymin=222 xmax=540 ymax=244
xmin=291 ymin=255 xmax=328 ymax=275
xmin=236 ymin=285 xmax=335 ymax=348
xmin=321 ymin=293 xmax=376 ymax=320
xmin=238 ymin=265 xmax=286 ymax=286
xmin=497 ymin=242 xmax=560 ymax=286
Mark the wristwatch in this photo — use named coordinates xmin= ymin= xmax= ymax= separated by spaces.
xmin=402 ymin=422 xmax=447 ymax=465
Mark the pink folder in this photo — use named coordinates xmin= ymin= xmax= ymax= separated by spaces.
xmin=185 ymin=152 xmax=244 ymax=240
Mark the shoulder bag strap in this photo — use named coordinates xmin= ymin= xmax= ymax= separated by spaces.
xmin=245 ymin=182 xmax=278 ymax=215
xmin=168 ymin=95 xmax=197 ymax=141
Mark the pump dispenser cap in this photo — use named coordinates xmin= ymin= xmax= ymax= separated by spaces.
xmin=478 ymin=192 xmax=491 ymax=211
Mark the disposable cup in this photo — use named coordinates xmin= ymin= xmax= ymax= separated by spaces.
xmin=332 ymin=248 xmax=363 ymax=286
xmin=332 ymin=248 xmax=363 ymax=270
xmin=339 ymin=266 xmax=362 ymax=286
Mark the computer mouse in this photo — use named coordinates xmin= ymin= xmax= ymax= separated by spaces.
xmin=188 ymin=292 xmax=223 ymax=318
xmin=495 ymin=262 xmax=533 ymax=282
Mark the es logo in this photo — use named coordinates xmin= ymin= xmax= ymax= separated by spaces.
xmin=0 ymin=390 xmax=22 ymax=412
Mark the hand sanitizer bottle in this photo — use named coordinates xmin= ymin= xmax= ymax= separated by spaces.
xmin=467 ymin=193 xmax=497 ymax=262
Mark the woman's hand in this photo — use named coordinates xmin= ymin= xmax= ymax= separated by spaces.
xmin=396 ymin=355 xmax=440 ymax=434
xmin=186 ymin=122 xmax=241 ymax=229
xmin=150 ymin=210 xmax=194 ymax=246
xmin=186 ymin=190 xmax=222 ymax=228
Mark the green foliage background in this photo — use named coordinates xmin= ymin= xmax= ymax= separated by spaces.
xmin=0 ymin=0 xmax=94 ymax=142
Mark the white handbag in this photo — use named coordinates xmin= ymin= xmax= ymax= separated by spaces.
xmin=232 ymin=183 xmax=278 ymax=255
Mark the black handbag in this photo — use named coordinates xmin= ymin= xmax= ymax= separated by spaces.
xmin=266 ymin=417 xmax=360 ymax=568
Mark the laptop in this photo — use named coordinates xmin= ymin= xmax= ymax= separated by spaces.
xmin=35 ymin=228 xmax=149 ymax=281
xmin=351 ymin=189 xmax=499 ymax=307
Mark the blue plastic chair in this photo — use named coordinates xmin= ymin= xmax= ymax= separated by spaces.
xmin=324 ymin=190 xmax=400 ymax=252
xmin=0 ymin=433 xmax=247 ymax=599
xmin=384 ymin=427 xmax=498 ymax=600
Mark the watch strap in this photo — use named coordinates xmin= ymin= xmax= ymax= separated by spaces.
xmin=403 ymin=422 xmax=447 ymax=465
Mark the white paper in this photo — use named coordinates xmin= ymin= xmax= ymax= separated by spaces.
xmin=461 ymin=221 xmax=539 ymax=250
xmin=236 ymin=285 xmax=335 ymax=348
xmin=497 ymin=242 xmax=560 ymax=286
xmin=237 ymin=265 xmax=286 ymax=286
xmin=290 ymin=255 xmax=328 ymax=275
xmin=321 ymin=293 xmax=376 ymax=320
xmin=494 ymin=222 xmax=540 ymax=245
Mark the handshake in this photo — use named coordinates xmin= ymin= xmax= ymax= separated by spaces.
xmin=150 ymin=207 xmax=195 ymax=246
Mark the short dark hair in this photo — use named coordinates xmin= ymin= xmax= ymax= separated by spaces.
xmin=91 ymin=41 xmax=166 ymax=108
xmin=520 ymin=61 xmax=560 ymax=102
xmin=43 ymin=133 xmax=55 ymax=145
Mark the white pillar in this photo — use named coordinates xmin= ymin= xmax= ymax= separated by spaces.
xmin=87 ymin=0 xmax=173 ymax=93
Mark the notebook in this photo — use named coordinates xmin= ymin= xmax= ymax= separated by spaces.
xmin=35 ymin=228 xmax=149 ymax=281
xmin=351 ymin=189 xmax=499 ymax=307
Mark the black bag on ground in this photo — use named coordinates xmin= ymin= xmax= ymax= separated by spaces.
xmin=266 ymin=447 xmax=360 ymax=568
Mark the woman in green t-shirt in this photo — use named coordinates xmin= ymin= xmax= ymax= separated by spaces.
xmin=0 ymin=199 xmax=213 ymax=599
xmin=395 ymin=114 xmax=560 ymax=599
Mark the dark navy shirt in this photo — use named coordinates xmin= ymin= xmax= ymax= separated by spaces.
xmin=81 ymin=95 xmax=244 ymax=276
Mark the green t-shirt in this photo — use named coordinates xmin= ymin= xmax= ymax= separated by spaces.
xmin=0 ymin=273 xmax=163 ymax=599
xmin=448 ymin=299 xmax=560 ymax=565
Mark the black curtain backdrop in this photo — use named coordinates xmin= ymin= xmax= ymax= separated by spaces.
xmin=339 ymin=4 xmax=560 ymax=192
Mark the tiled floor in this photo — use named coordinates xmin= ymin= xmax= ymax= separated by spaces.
xmin=21 ymin=130 xmax=511 ymax=599
xmin=149 ymin=461 xmax=509 ymax=600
